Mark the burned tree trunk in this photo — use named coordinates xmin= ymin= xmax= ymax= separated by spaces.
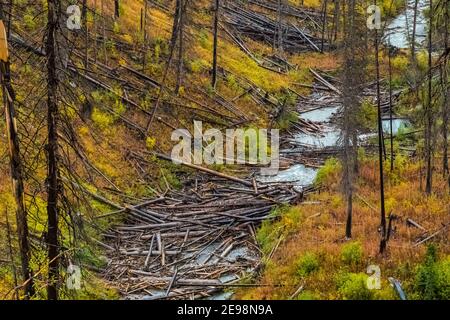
xmin=341 ymin=0 xmax=366 ymax=239
xmin=212 ymin=0 xmax=220 ymax=88
xmin=333 ymin=0 xmax=340 ymax=42
xmin=388 ymin=44 xmax=394 ymax=171
xmin=321 ymin=0 xmax=328 ymax=52
xmin=275 ymin=0 xmax=284 ymax=54
xmin=170 ymin=0 xmax=182 ymax=48
xmin=114 ymin=0 xmax=120 ymax=19
xmin=146 ymin=0 xmax=184 ymax=131
xmin=425 ymin=0 xmax=433 ymax=195
xmin=0 ymin=7 xmax=35 ymax=299
xmin=374 ymin=0 xmax=387 ymax=254
xmin=411 ymin=0 xmax=419 ymax=61
xmin=175 ymin=0 xmax=186 ymax=94
xmin=46 ymin=0 xmax=61 ymax=300
xmin=142 ymin=0 xmax=148 ymax=71
xmin=442 ymin=1 xmax=449 ymax=186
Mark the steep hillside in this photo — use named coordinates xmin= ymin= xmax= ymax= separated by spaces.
xmin=0 ymin=0 xmax=448 ymax=301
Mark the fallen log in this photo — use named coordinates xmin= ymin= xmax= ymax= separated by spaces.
xmin=154 ymin=152 xmax=254 ymax=187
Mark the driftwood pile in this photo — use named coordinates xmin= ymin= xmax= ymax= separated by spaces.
xmin=280 ymin=69 xmax=410 ymax=168
xmin=248 ymin=0 xmax=327 ymax=27
xmin=102 ymin=161 xmax=317 ymax=299
xmin=222 ymin=3 xmax=326 ymax=53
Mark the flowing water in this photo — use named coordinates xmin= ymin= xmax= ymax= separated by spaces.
xmin=384 ymin=0 xmax=428 ymax=49
xmin=258 ymin=105 xmax=340 ymax=187
xmin=205 ymin=3 xmax=421 ymax=300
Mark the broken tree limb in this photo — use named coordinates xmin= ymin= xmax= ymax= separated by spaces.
xmin=154 ymin=152 xmax=254 ymax=187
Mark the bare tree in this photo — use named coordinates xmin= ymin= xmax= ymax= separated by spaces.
xmin=441 ymin=0 xmax=449 ymax=187
xmin=411 ymin=0 xmax=419 ymax=62
xmin=0 ymin=4 xmax=35 ymax=299
xmin=320 ymin=0 xmax=328 ymax=52
xmin=146 ymin=0 xmax=185 ymax=131
xmin=374 ymin=0 xmax=387 ymax=254
xmin=341 ymin=0 xmax=366 ymax=239
xmin=175 ymin=0 xmax=186 ymax=94
xmin=425 ymin=0 xmax=434 ymax=195
xmin=333 ymin=0 xmax=340 ymax=42
xmin=114 ymin=0 xmax=120 ymax=18
xmin=45 ymin=0 xmax=61 ymax=300
xmin=275 ymin=0 xmax=284 ymax=54
xmin=142 ymin=0 xmax=148 ymax=70
xmin=5 ymin=209 xmax=19 ymax=300
xmin=212 ymin=0 xmax=220 ymax=88
xmin=388 ymin=43 xmax=394 ymax=171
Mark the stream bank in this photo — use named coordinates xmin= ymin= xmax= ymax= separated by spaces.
xmin=98 ymin=0 xmax=425 ymax=299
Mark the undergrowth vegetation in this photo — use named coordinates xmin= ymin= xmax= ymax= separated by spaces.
xmin=237 ymin=156 xmax=449 ymax=300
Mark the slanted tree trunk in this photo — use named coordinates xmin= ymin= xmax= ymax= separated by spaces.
xmin=46 ymin=0 xmax=60 ymax=300
xmin=212 ymin=0 xmax=220 ymax=88
xmin=146 ymin=0 xmax=184 ymax=131
xmin=0 ymin=5 xmax=35 ymax=300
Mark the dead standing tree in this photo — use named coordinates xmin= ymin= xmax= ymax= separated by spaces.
xmin=340 ymin=0 xmax=366 ymax=239
xmin=146 ymin=0 xmax=186 ymax=132
xmin=45 ymin=0 xmax=61 ymax=300
xmin=275 ymin=0 xmax=285 ymax=55
xmin=114 ymin=0 xmax=120 ymax=18
xmin=441 ymin=0 xmax=449 ymax=187
xmin=373 ymin=0 xmax=387 ymax=254
xmin=212 ymin=0 xmax=220 ymax=88
xmin=175 ymin=0 xmax=187 ymax=94
xmin=425 ymin=0 xmax=434 ymax=195
xmin=0 ymin=5 xmax=35 ymax=299
xmin=320 ymin=0 xmax=328 ymax=52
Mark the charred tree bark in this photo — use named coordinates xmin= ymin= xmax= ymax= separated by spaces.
xmin=276 ymin=0 xmax=284 ymax=54
xmin=114 ymin=0 xmax=120 ymax=18
xmin=425 ymin=0 xmax=433 ymax=195
xmin=46 ymin=0 xmax=60 ymax=300
xmin=0 ymin=5 xmax=35 ymax=300
xmin=5 ymin=209 xmax=19 ymax=300
xmin=81 ymin=0 xmax=87 ymax=24
xmin=442 ymin=1 xmax=449 ymax=187
xmin=388 ymin=44 xmax=394 ymax=171
xmin=170 ymin=0 xmax=182 ymax=48
xmin=212 ymin=0 xmax=220 ymax=88
xmin=341 ymin=0 xmax=365 ymax=239
xmin=374 ymin=0 xmax=387 ymax=254
xmin=320 ymin=0 xmax=328 ymax=52
xmin=175 ymin=0 xmax=186 ymax=94
xmin=411 ymin=0 xmax=418 ymax=61
xmin=142 ymin=0 xmax=148 ymax=71
xmin=333 ymin=0 xmax=340 ymax=42
xmin=146 ymin=0 xmax=183 ymax=131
